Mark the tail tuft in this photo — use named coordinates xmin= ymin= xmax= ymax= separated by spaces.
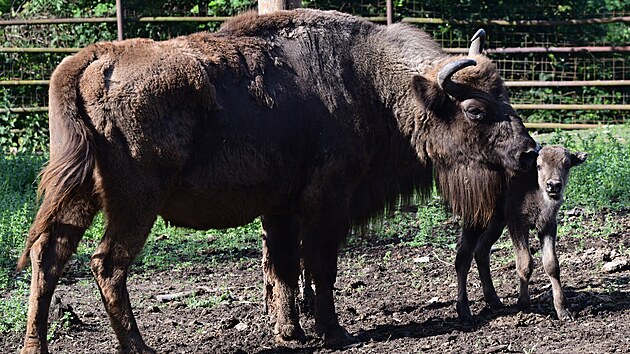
xmin=17 ymin=48 xmax=98 ymax=271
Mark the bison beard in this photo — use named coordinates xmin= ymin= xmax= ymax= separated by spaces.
xmin=436 ymin=164 xmax=506 ymax=228
xmin=17 ymin=9 xmax=537 ymax=353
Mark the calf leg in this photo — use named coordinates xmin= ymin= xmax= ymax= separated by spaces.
xmin=261 ymin=214 xmax=304 ymax=342
xmin=297 ymin=264 xmax=315 ymax=318
xmin=455 ymin=226 xmax=482 ymax=325
xmin=21 ymin=197 xmax=98 ymax=354
xmin=90 ymin=210 xmax=157 ymax=354
xmin=538 ymin=225 xmax=572 ymax=321
xmin=474 ymin=220 xmax=506 ymax=309
xmin=508 ymin=226 xmax=533 ymax=312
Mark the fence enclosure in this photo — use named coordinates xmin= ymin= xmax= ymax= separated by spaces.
xmin=1 ymin=2 xmax=628 ymax=133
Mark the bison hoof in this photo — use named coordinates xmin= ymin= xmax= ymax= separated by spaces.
xmin=456 ymin=303 xmax=475 ymax=326
xmin=274 ymin=323 xmax=306 ymax=343
xmin=516 ymin=298 xmax=532 ymax=313
xmin=20 ymin=346 xmax=48 ymax=354
xmin=323 ymin=325 xmax=359 ymax=348
xmin=485 ymin=296 xmax=504 ymax=310
xmin=116 ymin=343 xmax=156 ymax=354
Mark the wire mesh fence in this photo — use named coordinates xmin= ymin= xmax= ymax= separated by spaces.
xmin=493 ymin=53 xmax=627 ymax=82
xmin=1 ymin=1 xmax=628 ymax=126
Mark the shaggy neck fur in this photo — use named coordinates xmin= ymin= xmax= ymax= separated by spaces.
xmin=366 ymin=24 xmax=508 ymax=226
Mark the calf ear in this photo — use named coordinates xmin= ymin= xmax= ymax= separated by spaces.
xmin=412 ymin=75 xmax=450 ymax=113
xmin=570 ymin=151 xmax=588 ymax=166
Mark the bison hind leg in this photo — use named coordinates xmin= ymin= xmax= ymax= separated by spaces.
xmin=90 ymin=208 xmax=159 ymax=354
xmin=21 ymin=195 xmax=98 ymax=354
xmin=261 ymin=214 xmax=306 ymax=343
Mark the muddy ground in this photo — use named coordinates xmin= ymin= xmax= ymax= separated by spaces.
xmin=3 ymin=209 xmax=629 ymax=353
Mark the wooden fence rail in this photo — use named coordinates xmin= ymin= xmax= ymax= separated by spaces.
xmin=1 ymin=14 xmax=627 ymax=129
xmin=1 ymin=15 xmax=628 ymax=27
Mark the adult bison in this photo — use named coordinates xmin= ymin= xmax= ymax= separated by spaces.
xmin=18 ymin=9 xmax=537 ymax=353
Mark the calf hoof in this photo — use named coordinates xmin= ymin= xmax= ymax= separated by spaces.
xmin=556 ymin=307 xmax=574 ymax=322
xmin=323 ymin=325 xmax=359 ymax=348
xmin=458 ymin=312 xmax=475 ymax=326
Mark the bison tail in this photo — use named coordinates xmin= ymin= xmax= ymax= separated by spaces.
xmin=17 ymin=49 xmax=99 ymax=272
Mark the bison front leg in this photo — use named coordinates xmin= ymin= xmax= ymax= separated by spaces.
xmin=90 ymin=216 xmax=156 ymax=354
xmin=21 ymin=197 xmax=97 ymax=354
xmin=302 ymin=218 xmax=356 ymax=347
xmin=474 ymin=220 xmax=506 ymax=310
xmin=538 ymin=225 xmax=573 ymax=321
xmin=455 ymin=226 xmax=483 ymax=325
xmin=261 ymin=214 xmax=305 ymax=342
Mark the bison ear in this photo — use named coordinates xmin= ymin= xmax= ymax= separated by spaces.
xmin=412 ymin=75 xmax=450 ymax=113
xmin=570 ymin=151 xmax=588 ymax=167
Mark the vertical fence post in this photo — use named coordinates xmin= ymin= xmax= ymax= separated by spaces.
xmin=386 ymin=0 xmax=393 ymax=25
xmin=258 ymin=0 xmax=301 ymax=15
xmin=116 ymin=0 xmax=124 ymax=41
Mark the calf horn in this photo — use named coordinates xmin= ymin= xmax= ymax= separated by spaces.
xmin=468 ymin=28 xmax=486 ymax=56
xmin=437 ymin=58 xmax=477 ymax=99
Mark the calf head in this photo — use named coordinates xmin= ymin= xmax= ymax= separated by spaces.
xmin=537 ymin=145 xmax=587 ymax=201
xmin=411 ymin=29 xmax=539 ymax=226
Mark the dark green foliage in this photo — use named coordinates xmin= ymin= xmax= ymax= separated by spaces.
xmin=0 ymin=153 xmax=45 ymax=289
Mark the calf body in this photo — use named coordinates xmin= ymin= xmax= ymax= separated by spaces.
xmin=456 ymin=145 xmax=587 ymax=324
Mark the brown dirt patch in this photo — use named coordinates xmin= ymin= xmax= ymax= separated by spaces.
xmin=3 ymin=209 xmax=629 ymax=353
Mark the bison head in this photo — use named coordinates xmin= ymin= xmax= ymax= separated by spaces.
xmin=411 ymin=29 xmax=539 ymax=227
xmin=537 ymin=145 xmax=587 ymax=201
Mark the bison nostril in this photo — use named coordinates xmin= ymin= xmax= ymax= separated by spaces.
xmin=546 ymin=181 xmax=562 ymax=193
xmin=533 ymin=142 xmax=542 ymax=153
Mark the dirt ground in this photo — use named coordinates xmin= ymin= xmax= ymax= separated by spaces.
xmin=3 ymin=209 xmax=629 ymax=354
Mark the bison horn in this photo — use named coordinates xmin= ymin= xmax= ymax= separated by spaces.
xmin=437 ymin=58 xmax=477 ymax=99
xmin=468 ymin=28 xmax=486 ymax=56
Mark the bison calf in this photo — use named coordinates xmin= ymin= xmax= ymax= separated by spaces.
xmin=456 ymin=145 xmax=587 ymax=324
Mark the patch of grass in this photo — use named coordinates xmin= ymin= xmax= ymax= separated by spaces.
xmin=0 ymin=154 xmax=45 ymax=333
xmin=0 ymin=282 xmax=29 ymax=333
xmin=0 ymin=154 xmax=44 ymax=279
xmin=185 ymin=289 xmax=234 ymax=309
xmin=351 ymin=195 xmax=457 ymax=249
xmin=136 ymin=218 xmax=262 ymax=272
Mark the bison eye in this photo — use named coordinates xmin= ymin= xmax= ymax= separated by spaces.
xmin=465 ymin=106 xmax=486 ymax=121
